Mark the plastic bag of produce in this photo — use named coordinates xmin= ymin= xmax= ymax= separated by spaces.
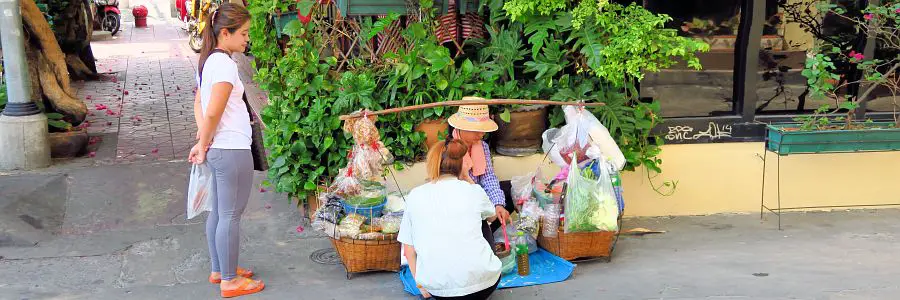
xmin=381 ymin=215 xmax=402 ymax=234
xmin=563 ymin=156 xmax=619 ymax=233
xmin=550 ymin=106 xmax=626 ymax=171
xmin=186 ymin=163 xmax=214 ymax=220
xmin=511 ymin=172 xmax=536 ymax=206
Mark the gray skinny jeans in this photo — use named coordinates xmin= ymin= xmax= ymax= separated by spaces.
xmin=205 ymin=148 xmax=253 ymax=281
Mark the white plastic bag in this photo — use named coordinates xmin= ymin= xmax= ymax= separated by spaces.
xmin=550 ymin=106 xmax=626 ymax=171
xmin=186 ymin=163 xmax=215 ymax=220
xmin=510 ymin=172 xmax=536 ymax=206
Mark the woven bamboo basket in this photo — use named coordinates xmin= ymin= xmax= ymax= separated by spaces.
xmin=538 ymin=218 xmax=622 ymax=262
xmin=330 ymin=234 xmax=401 ymax=279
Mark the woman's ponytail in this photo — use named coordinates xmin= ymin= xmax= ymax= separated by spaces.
xmin=197 ymin=3 xmax=250 ymax=82
xmin=426 ymin=139 xmax=469 ymax=182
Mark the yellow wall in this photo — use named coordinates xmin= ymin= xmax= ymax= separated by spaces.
xmin=391 ymin=143 xmax=900 ymax=217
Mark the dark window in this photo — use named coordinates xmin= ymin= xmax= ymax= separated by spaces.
xmin=641 ymin=0 xmax=742 ymax=118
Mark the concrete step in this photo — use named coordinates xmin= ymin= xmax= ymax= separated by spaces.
xmin=93 ymin=31 xmax=114 ymax=41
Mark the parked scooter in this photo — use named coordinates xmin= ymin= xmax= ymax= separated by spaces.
xmin=186 ymin=0 xmax=222 ymax=53
xmin=93 ymin=0 xmax=121 ymax=35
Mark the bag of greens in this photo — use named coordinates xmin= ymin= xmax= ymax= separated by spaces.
xmin=563 ymin=157 xmax=619 ymax=233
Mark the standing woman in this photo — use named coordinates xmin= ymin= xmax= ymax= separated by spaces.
xmin=188 ymin=3 xmax=264 ymax=298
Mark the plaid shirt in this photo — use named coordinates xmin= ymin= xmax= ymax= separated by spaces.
xmin=470 ymin=142 xmax=506 ymax=207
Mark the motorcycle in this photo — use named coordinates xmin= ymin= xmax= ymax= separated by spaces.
xmin=93 ymin=0 xmax=121 ymax=36
xmin=186 ymin=0 xmax=221 ymax=53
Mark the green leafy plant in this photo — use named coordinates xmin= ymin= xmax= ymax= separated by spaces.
xmin=250 ymin=0 xmax=461 ymax=201
xmin=472 ymin=1 xmax=703 ymax=195
xmin=799 ymin=1 xmax=900 ymax=130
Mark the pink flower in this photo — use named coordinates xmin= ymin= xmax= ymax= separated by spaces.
xmin=849 ymin=50 xmax=865 ymax=62
xmin=296 ymin=225 xmax=304 ymax=233
xmin=896 ymin=8 xmax=900 ymax=13
xmin=864 ymin=13 xmax=874 ymax=20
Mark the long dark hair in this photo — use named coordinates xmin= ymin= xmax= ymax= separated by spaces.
xmin=198 ymin=2 xmax=250 ymax=79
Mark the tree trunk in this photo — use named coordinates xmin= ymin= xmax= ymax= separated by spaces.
xmin=20 ymin=0 xmax=75 ymax=96
xmin=37 ymin=52 xmax=87 ymax=124
xmin=66 ymin=54 xmax=96 ymax=80
xmin=25 ymin=41 xmax=44 ymax=105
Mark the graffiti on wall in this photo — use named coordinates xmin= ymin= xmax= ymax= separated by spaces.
xmin=665 ymin=122 xmax=733 ymax=142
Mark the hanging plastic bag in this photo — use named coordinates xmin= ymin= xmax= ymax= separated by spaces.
xmin=186 ymin=163 xmax=215 ymax=220
xmin=550 ymin=106 xmax=626 ymax=171
xmin=563 ymin=157 xmax=619 ymax=233
xmin=511 ymin=172 xmax=536 ymax=207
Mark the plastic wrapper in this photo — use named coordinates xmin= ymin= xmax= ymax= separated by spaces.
xmin=349 ymin=144 xmax=386 ymax=181
xmin=563 ymin=157 xmax=619 ymax=233
xmin=337 ymin=214 xmax=366 ymax=238
xmin=510 ymin=172 xmax=536 ymax=206
xmin=494 ymin=220 xmax=537 ymax=254
xmin=313 ymin=193 xmax=344 ymax=225
xmin=384 ymin=192 xmax=406 ymax=213
xmin=550 ymin=106 xmax=626 ymax=171
xmin=498 ymin=250 xmax=516 ymax=275
xmin=380 ymin=215 xmax=402 ymax=234
xmin=518 ymin=201 xmax=543 ymax=240
xmin=330 ymin=170 xmax=361 ymax=197
xmin=186 ymin=163 xmax=214 ymax=220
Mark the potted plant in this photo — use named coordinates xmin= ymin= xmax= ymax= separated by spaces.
xmin=767 ymin=2 xmax=900 ymax=155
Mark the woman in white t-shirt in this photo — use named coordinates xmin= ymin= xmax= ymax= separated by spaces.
xmin=187 ymin=3 xmax=263 ymax=298
xmin=398 ymin=139 xmax=502 ymax=299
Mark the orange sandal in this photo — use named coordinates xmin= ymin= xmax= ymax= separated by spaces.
xmin=209 ymin=267 xmax=255 ymax=284
xmin=221 ymin=277 xmax=265 ymax=298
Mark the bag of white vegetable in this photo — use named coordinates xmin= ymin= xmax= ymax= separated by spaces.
xmin=563 ymin=154 xmax=619 ymax=233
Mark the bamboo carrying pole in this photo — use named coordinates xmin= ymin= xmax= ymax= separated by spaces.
xmin=338 ymin=97 xmax=605 ymax=120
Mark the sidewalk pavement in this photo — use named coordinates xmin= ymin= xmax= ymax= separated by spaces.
xmin=73 ymin=18 xmax=266 ymax=165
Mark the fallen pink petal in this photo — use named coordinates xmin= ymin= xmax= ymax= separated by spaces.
xmin=87 ymin=152 xmax=96 ymax=158
xmin=260 ymin=188 xmax=267 ymax=193
xmin=151 ymin=148 xmax=159 ymax=154
xmin=296 ymin=225 xmax=304 ymax=233
xmin=264 ymin=204 xmax=272 ymax=209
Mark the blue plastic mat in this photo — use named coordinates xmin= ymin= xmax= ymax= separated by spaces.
xmin=399 ymin=249 xmax=575 ymax=296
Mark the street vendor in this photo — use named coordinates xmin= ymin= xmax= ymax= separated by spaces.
xmin=399 ymin=139 xmax=501 ymax=299
xmin=445 ymin=105 xmax=514 ymax=238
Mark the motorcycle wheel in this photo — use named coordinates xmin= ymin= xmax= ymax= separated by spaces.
xmin=102 ymin=13 xmax=120 ymax=36
xmin=189 ymin=31 xmax=202 ymax=53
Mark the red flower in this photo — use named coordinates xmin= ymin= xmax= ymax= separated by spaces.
xmin=864 ymin=13 xmax=874 ymax=20
xmin=298 ymin=14 xmax=311 ymax=25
